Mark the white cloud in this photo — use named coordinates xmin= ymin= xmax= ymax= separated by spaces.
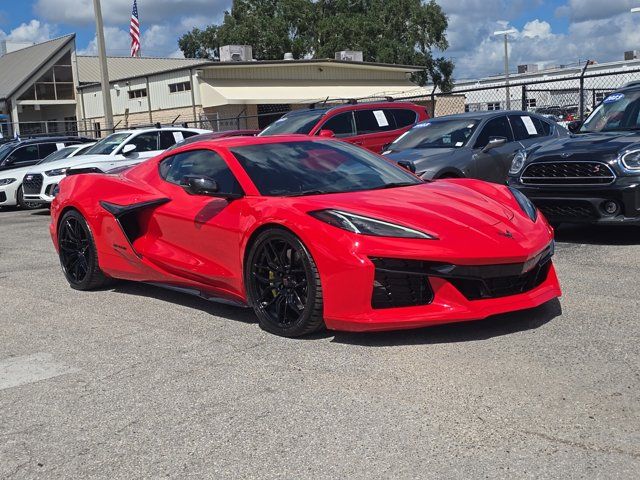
xmin=78 ymin=25 xmax=130 ymax=56
xmin=1 ymin=19 xmax=54 ymax=44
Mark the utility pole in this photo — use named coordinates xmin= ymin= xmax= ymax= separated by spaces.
xmin=494 ymin=29 xmax=517 ymax=110
xmin=92 ymin=0 xmax=114 ymax=134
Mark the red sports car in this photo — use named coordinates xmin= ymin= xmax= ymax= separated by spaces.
xmin=50 ymin=136 xmax=561 ymax=337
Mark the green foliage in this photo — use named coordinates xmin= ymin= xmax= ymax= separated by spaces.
xmin=178 ymin=0 xmax=454 ymax=89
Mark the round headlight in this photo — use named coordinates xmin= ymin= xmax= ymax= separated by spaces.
xmin=620 ymin=149 xmax=640 ymax=171
xmin=509 ymin=150 xmax=527 ymax=175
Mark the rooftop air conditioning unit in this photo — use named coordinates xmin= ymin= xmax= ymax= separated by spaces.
xmin=517 ymin=64 xmax=539 ymax=74
xmin=625 ymin=50 xmax=639 ymax=61
xmin=219 ymin=45 xmax=253 ymax=62
xmin=335 ymin=50 xmax=364 ymax=62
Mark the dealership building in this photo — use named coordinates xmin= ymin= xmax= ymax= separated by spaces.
xmin=0 ymin=34 xmax=433 ymax=138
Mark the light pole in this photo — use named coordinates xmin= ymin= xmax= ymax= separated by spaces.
xmin=494 ymin=29 xmax=517 ymax=110
xmin=92 ymin=0 xmax=113 ymax=134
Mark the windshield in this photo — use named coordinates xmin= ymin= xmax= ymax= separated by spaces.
xmin=230 ymin=140 xmax=421 ymax=196
xmin=84 ymin=133 xmax=131 ymax=155
xmin=37 ymin=146 xmax=76 ymax=164
xmin=581 ymin=90 xmax=640 ymax=133
xmin=387 ymin=119 xmax=480 ymax=152
xmin=259 ymin=111 xmax=326 ymax=136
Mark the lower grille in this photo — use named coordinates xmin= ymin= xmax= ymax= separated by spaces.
xmin=22 ymin=174 xmax=44 ymax=195
xmin=0 ymin=192 xmax=6 ymax=203
xmin=371 ymin=258 xmax=434 ymax=309
xmin=537 ymin=201 xmax=596 ymax=219
xmin=521 ymin=161 xmax=615 ymax=185
xmin=371 ymin=244 xmax=553 ymax=303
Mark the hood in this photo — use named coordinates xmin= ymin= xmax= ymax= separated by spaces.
xmin=529 ymin=131 xmax=640 ymax=159
xmin=385 ymin=147 xmax=457 ymax=163
xmin=25 ymin=154 xmax=114 ymax=174
xmin=0 ymin=165 xmax=33 ymax=180
xmin=289 ymin=182 xmax=550 ymax=262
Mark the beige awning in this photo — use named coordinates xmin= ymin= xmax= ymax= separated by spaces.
xmin=200 ymin=80 xmax=422 ymax=107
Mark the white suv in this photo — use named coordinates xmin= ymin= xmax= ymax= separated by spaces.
xmin=22 ymin=127 xmax=209 ymax=204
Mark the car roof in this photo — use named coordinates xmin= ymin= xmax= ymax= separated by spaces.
xmin=425 ymin=110 xmax=547 ymax=122
xmin=283 ymin=101 xmax=423 ymax=118
xmin=107 ymin=127 xmax=208 ymax=135
xmin=176 ymin=134 xmax=333 ymax=149
xmin=7 ymin=136 xmax=93 ymax=146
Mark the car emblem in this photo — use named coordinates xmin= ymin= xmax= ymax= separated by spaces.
xmin=26 ymin=175 xmax=32 ymax=180
xmin=560 ymin=152 xmax=571 ymax=158
xmin=499 ymin=230 xmax=514 ymax=239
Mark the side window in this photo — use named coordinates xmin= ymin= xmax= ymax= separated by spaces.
xmin=319 ymin=112 xmax=354 ymax=137
xmin=6 ymin=145 xmax=39 ymax=165
xmin=126 ymin=132 xmax=159 ymax=153
xmin=532 ymin=117 xmax=552 ymax=136
xmin=181 ymin=131 xmax=199 ymax=139
xmin=509 ymin=115 xmax=549 ymax=141
xmin=38 ymin=143 xmax=59 ymax=158
xmin=355 ymin=109 xmax=394 ymax=134
xmin=474 ymin=116 xmax=514 ymax=149
xmin=159 ymin=131 xmax=180 ymax=150
xmin=388 ymin=109 xmax=418 ymax=129
xmin=160 ymin=149 xmax=242 ymax=194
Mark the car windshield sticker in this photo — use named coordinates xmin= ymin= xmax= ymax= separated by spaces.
xmin=521 ymin=116 xmax=538 ymax=135
xmin=414 ymin=122 xmax=430 ymax=128
xmin=373 ymin=110 xmax=389 ymax=127
xmin=455 ymin=142 xmax=464 ymax=147
xmin=56 ymin=143 xmax=65 ymax=150
xmin=604 ymin=93 xmax=624 ymax=104
xmin=172 ymin=132 xmax=184 ymax=142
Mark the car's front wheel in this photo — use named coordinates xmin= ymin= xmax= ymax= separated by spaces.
xmin=245 ymin=229 xmax=324 ymax=337
xmin=57 ymin=210 xmax=113 ymax=290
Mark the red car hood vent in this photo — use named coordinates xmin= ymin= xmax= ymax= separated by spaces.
xmin=304 ymin=183 xmax=515 ymax=228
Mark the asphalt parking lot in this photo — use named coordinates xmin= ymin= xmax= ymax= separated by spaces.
xmin=0 ymin=207 xmax=638 ymax=479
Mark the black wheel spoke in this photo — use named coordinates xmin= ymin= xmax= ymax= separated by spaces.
xmin=59 ymin=216 xmax=91 ymax=284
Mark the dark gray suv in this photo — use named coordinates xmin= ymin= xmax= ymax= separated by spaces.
xmin=384 ymin=111 xmax=568 ymax=183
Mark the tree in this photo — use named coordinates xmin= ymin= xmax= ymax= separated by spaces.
xmin=178 ymin=0 xmax=454 ymax=89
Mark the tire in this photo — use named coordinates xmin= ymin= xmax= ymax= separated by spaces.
xmin=245 ymin=228 xmax=324 ymax=337
xmin=16 ymin=186 xmax=43 ymax=210
xmin=57 ymin=210 xmax=114 ymax=291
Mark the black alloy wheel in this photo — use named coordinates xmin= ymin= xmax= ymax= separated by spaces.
xmin=57 ymin=210 xmax=112 ymax=290
xmin=246 ymin=229 xmax=324 ymax=337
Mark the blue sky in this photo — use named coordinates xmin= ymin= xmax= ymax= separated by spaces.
xmin=1 ymin=1 xmax=640 ymax=79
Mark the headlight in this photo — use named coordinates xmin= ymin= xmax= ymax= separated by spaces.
xmin=620 ymin=149 xmax=640 ymax=171
xmin=0 ymin=178 xmax=16 ymax=186
xmin=44 ymin=168 xmax=68 ymax=177
xmin=509 ymin=187 xmax=538 ymax=222
xmin=509 ymin=150 xmax=527 ymax=175
xmin=309 ymin=209 xmax=436 ymax=239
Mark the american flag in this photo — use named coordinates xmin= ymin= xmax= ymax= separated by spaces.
xmin=130 ymin=0 xmax=141 ymax=57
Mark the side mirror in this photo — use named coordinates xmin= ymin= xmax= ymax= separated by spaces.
xmin=397 ymin=160 xmax=416 ymax=173
xmin=482 ymin=136 xmax=507 ymax=153
xmin=180 ymin=175 xmax=243 ymax=199
xmin=122 ymin=144 xmax=137 ymax=156
xmin=567 ymin=121 xmax=582 ymax=134
xmin=318 ymin=129 xmax=335 ymax=138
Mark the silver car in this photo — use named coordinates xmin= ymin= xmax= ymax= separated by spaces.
xmin=384 ymin=111 xmax=569 ymax=183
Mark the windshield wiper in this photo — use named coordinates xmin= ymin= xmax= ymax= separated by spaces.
xmin=282 ymin=189 xmax=332 ymax=197
xmin=374 ymin=182 xmax=421 ymax=190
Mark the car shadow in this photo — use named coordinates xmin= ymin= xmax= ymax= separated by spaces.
xmin=110 ymin=281 xmax=257 ymax=325
xmin=329 ymin=298 xmax=562 ymax=346
xmin=554 ymin=223 xmax=640 ymax=246
xmin=106 ymin=282 xmax=562 ymax=345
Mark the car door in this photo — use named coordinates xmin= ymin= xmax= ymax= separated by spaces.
xmin=1 ymin=145 xmax=40 ymax=170
xmin=508 ymin=114 xmax=553 ymax=150
xmin=100 ymin=132 xmax=161 ymax=170
xmin=350 ymin=109 xmax=401 ymax=153
xmin=136 ymin=148 xmax=246 ymax=297
xmin=316 ymin=112 xmax=355 ymax=139
xmin=470 ymin=115 xmax=518 ymax=183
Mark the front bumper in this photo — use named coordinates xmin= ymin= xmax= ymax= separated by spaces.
xmin=23 ymin=174 xmax=60 ymax=204
xmin=509 ymin=176 xmax=640 ymax=224
xmin=0 ymin=182 xmax=19 ymax=207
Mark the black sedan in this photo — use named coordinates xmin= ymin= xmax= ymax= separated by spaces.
xmin=383 ymin=111 xmax=567 ymax=183
xmin=508 ymin=82 xmax=640 ymax=225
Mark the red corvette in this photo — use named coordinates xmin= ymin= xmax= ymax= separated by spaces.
xmin=50 ymin=136 xmax=561 ymax=337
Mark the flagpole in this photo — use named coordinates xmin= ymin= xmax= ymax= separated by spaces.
xmin=92 ymin=0 xmax=114 ymax=134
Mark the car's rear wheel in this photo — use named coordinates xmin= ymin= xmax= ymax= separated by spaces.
xmin=245 ymin=229 xmax=324 ymax=337
xmin=16 ymin=186 xmax=43 ymax=210
xmin=58 ymin=210 xmax=113 ymax=290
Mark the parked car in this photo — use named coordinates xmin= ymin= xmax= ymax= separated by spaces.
xmin=0 ymin=137 xmax=94 ymax=209
xmin=170 ymin=129 xmax=259 ymax=149
xmin=509 ymin=82 xmax=640 ymax=225
xmin=259 ymin=102 xmax=429 ymax=153
xmin=50 ymin=135 xmax=560 ymax=337
xmin=384 ymin=111 xmax=568 ymax=183
xmin=22 ymin=127 xmax=210 ymax=205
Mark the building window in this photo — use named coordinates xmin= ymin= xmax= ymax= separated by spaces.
xmin=595 ymin=92 xmax=609 ymax=103
xmin=526 ymin=98 xmax=537 ymax=108
xmin=487 ymin=102 xmax=501 ymax=111
xmin=18 ymin=51 xmax=75 ymax=102
xmin=169 ymin=81 xmax=191 ymax=93
xmin=128 ymin=88 xmax=147 ymax=99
